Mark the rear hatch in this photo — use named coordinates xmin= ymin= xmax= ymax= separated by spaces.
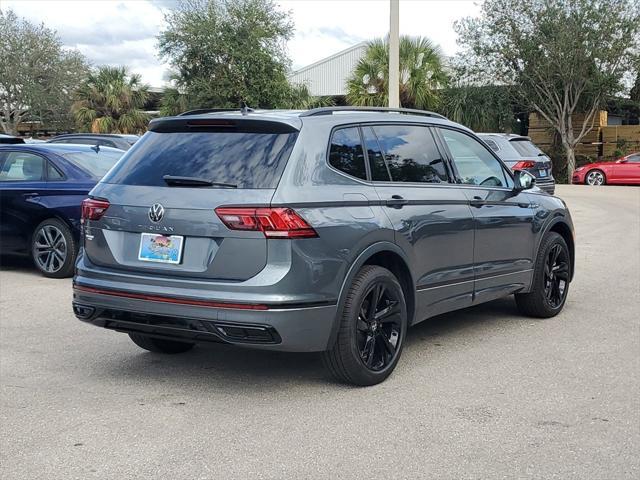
xmin=83 ymin=116 xmax=299 ymax=281
xmin=508 ymin=138 xmax=552 ymax=179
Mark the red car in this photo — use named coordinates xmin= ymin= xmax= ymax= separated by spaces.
xmin=572 ymin=152 xmax=640 ymax=185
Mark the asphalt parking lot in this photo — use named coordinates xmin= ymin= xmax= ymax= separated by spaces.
xmin=1 ymin=185 xmax=638 ymax=479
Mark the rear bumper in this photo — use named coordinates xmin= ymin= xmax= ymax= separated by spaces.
xmin=535 ymin=177 xmax=555 ymax=194
xmin=72 ymin=284 xmax=337 ymax=352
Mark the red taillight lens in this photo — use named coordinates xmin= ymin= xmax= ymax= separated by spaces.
xmin=81 ymin=198 xmax=110 ymax=223
xmin=215 ymin=207 xmax=317 ymax=239
xmin=512 ymin=161 xmax=536 ymax=170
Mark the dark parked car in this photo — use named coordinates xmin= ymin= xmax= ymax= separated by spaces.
xmin=73 ymin=107 xmax=575 ymax=385
xmin=0 ymin=144 xmax=123 ymax=277
xmin=0 ymin=134 xmax=25 ymax=144
xmin=47 ymin=133 xmax=139 ymax=151
xmin=478 ymin=133 xmax=555 ymax=194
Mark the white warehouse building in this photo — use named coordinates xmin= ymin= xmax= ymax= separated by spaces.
xmin=287 ymin=42 xmax=368 ymax=97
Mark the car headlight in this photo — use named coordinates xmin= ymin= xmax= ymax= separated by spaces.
xmin=575 ymin=167 xmax=585 ymax=172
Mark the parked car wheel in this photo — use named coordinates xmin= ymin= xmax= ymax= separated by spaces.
xmin=585 ymin=169 xmax=606 ymax=186
xmin=323 ymin=265 xmax=407 ymax=386
xmin=128 ymin=333 xmax=195 ymax=354
xmin=31 ymin=218 xmax=77 ymax=278
xmin=515 ymin=232 xmax=571 ymax=318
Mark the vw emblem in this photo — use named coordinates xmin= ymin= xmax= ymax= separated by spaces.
xmin=148 ymin=203 xmax=165 ymax=223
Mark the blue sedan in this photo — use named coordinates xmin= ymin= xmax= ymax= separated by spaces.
xmin=0 ymin=144 xmax=124 ymax=277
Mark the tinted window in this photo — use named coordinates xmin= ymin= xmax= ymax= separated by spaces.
xmin=441 ymin=129 xmax=511 ymax=187
xmin=328 ymin=127 xmax=367 ymax=180
xmin=0 ymin=152 xmax=45 ymax=181
xmin=510 ymin=139 xmax=541 ymax=157
xmin=61 ymin=150 xmax=123 ymax=178
xmin=47 ymin=162 xmax=64 ymax=180
xmin=483 ymin=139 xmax=499 ymax=152
xmin=627 ymin=154 xmax=640 ymax=163
xmin=103 ymin=131 xmax=298 ymax=189
xmin=373 ymin=125 xmax=448 ymax=183
xmin=362 ymin=127 xmax=390 ymax=181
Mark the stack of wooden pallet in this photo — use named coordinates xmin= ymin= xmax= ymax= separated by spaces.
xmin=601 ymin=125 xmax=640 ymax=158
xmin=528 ymin=111 xmax=608 ymax=158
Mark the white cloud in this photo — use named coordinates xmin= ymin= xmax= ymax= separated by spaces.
xmin=3 ymin=0 xmax=482 ymax=85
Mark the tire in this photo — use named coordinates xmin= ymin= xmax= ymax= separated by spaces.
xmin=515 ymin=232 xmax=571 ymax=318
xmin=128 ymin=333 xmax=195 ymax=354
xmin=323 ymin=265 xmax=408 ymax=386
xmin=31 ymin=218 xmax=77 ymax=278
xmin=585 ymin=169 xmax=606 ymax=186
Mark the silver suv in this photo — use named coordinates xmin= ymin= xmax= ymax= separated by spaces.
xmin=73 ymin=107 xmax=575 ymax=386
xmin=478 ymin=133 xmax=555 ymax=194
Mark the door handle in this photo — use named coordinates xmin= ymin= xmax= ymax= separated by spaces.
xmin=469 ymin=196 xmax=485 ymax=208
xmin=517 ymin=202 xmax=530 ymax=208
xmin=385 ymin=195 xmax=408 ymax=208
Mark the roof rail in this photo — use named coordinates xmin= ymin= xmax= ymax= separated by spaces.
xmin=299 ymin=106 xmax=447 ymax=120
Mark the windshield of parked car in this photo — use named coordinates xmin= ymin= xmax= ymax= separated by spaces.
xmin=61 ymin=150 xmax=123 ymax=178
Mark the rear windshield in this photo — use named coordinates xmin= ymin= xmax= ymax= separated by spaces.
xmin=510 ymin=139 xmax=541 ymax=157
xmin=102 ymin=131 xmax=298 ymax=188
xmin=61 ymin=150 xmax=123 ymax=178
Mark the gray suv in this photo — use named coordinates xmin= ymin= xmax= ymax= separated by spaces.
xmin=73 ymin=107 xmax=575 ymax=386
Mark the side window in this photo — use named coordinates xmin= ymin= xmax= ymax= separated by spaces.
xmin=627 ymin=154 xmax=640 ymax=163
xmin=328 ymin=127 xmax=367 ymax=180
xmin=98 ymin=140 xmax=117 ymax=148
xmin=483 ymin=139 xmax=500 ymax=152
xmin=373 ymin=125 xmax=448 ymax=183
xmin=47 ymin=162 xmax=64 ymax=180
xmin=440 ymin=129 xmax=512 ymax=188
xmin=0 ymin=152 xmax=45 ymax=181
xmin=362 ymin=127 xmax=391 ymax=181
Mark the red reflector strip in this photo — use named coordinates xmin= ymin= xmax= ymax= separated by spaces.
xmin=73 ymin=285 xmax=269 ymax=310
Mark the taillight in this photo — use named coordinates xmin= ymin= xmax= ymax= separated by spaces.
xmin=215 ymin=207 xmax=317 ymax=239
xmin=512 ymin=160 xmax=536 ymax=170
xmin=81 ymin=198 xmax=110 ymax=223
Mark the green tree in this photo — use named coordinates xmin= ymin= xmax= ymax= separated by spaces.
xmin=346 ymin=36 xmax=447 ymax=110
xmin=158 ymin=0 xmax=294 ymax=109
xmin=440 ymin=84 xmax=518 ymax=133
xmin=0 ymin=9 xmax=88 ymax=135
xmin=456 ymin=0 xmax=640 ymax=179
xmin=72 ymin=66 xmax=149 ymax=134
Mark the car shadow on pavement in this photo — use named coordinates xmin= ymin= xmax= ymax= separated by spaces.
xmin=0 ymin=255 xmax=36 ymax=272
xmin=92 ymin=296 xmax=527 ymax=391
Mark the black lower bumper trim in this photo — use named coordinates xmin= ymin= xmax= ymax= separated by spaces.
xmin=73 ymin=303 xmax=282 ymax=345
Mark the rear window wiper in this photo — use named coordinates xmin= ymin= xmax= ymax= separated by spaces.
xmin=162 ymin=175 xmax=237 ymax=188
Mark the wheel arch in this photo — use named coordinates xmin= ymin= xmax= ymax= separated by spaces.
xmin=325 ymin=242 xmax=416 ymax=350
xmin=585 ymin=168 xmax=606 ymax=184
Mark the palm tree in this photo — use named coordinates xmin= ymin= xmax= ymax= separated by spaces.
xmin=72 ymin=66 xmax=149 ymax=133
xmin=346 ymin=36 xmax=448 ymax=110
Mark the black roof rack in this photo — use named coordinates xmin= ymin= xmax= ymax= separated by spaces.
xmin=299 ymin=106 xmax=447 ymax=120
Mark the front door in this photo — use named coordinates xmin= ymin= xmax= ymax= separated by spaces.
xmin=436 ymin=128 xmax=536 ymax=304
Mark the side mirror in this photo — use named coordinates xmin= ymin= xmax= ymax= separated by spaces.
xmin=513 ymin=169 xmax=536 ymax=191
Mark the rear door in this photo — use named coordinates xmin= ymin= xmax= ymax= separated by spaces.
xmin=367 ymin=124 xmax=475 ymax=320
xmin=84 ymin=120 xmax=299 ymax=281
xmin=0 ymin=151 xmax=49 ymax=252
xmin=436 ymin=128 xmax=536 ymax=304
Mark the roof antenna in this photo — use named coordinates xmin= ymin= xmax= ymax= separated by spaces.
xmin=240 ymin=101 xmax=254 ymax=116
xmin=92 ymin=144 xmax=100 ymax=153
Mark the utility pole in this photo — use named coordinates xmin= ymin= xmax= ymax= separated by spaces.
xmin=388 ymin=0 xmax=400 ymax=108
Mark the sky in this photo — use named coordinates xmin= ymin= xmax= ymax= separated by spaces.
xmin=1 ymin=0 xmax=482 ymax=87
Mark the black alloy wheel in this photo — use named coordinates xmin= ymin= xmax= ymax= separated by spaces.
xmin=356 ymin=282 xmax=403 ymax=371
xmin=543 ymin=243 xmax=570 ymax=309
